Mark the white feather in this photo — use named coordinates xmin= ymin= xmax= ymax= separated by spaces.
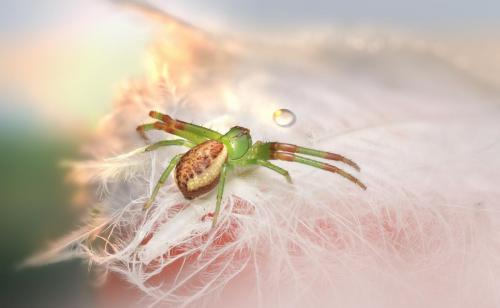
xmin=26 ymin=16 xmax=500 ymax=308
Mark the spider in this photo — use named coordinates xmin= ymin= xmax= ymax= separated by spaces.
xmin=137 ymin=111 xmax=366 ymax=227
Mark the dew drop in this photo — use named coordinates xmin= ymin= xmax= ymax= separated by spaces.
xmin=273 ymin=108 xmax=296 ymax=127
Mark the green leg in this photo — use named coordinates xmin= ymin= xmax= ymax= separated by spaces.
xmin=144 ymin=139 xmax=195 ymax=152
xmin=144 ymin=154 xmax=183 ymax=210
xmin=256 ymin=160 xmax=292 ymax=183
xmin=211 ymin=163 xmax=229 ymax=228
xmin=263 ymin=142 xmax=360 ymax=171
xmin=250 ymin=143 xmax=366 ymax=190
xmin=148 ymin=111 xmax=222 ymax=140
xmin=271 ymin=152 xmax=366 ymax=190
xmin=137 ymin=122 xmax=207 ymax=144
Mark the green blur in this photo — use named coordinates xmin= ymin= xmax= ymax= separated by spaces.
xmin=0 ymin=131 xmax=94 ymax=308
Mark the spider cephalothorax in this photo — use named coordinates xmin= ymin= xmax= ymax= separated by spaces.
xmin=138 ymin=111 xmax=366 ymax=227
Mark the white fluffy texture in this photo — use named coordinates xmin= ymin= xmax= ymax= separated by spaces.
xmin=31 ymin=22 xmax=500 ymax=308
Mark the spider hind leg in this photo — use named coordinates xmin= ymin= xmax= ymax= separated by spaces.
xmin=143 ymin=154 xmax=183 ymax=210
xmin=211 ymin=163 xmax=229 ymax=228
xmin=256 ymin=160 xmax=292 ymax=183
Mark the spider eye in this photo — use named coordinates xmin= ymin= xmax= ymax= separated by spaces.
xmin=222 ymin=126 xmax=252 ymax=159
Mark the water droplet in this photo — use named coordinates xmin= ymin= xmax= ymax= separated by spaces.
xmin=273 ymin=108 xmax=296 ymax=127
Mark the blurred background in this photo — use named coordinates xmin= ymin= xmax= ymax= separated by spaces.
xmin=1 ymin=0 xmax=499 ymax=307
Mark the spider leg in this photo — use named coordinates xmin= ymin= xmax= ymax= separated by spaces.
xmin=211 ymin=163 xmax=229 ymax=228
xmin=270 ymin=151 xmax=366 ymax=190
xmin=144 ymin=154 xmax=183 ymax=210
xmin=256 ymin=160 xmax=292 ymax=183
xmin=137 ymin=122 xmax=207 ymax=144
xmin=250 ymin=142 xmax=365 ymax=190
xmin=144 ymin=139 xmax=195 ymax=152
xmin=148 ymin=111 xmax=222 ymax=140
xmin=265 ymin=142 xmax=360 ymax=171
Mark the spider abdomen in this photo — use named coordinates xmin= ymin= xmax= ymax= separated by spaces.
xmin=175 ymin=140 xmax=228 ymax=199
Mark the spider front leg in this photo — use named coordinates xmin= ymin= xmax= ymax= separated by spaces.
xmin=253 ymin=142 xmax=366 ymax=190
xmin=267 ymin=142 xmax=360 ymax=171
xmin=144 ymin=139 xmax=195 ymax=152
xmin=148 ymin=111 xmax=222 ymax=140
xmin=144 ymin=154 xmax=183 ymax=210
xmin=137 ymin=111 xmax=223 ymax=145
xmin=274 ymin=152 xmax=366 ymax=189
xmin=137 ymin=122 xmax=207 ymax=144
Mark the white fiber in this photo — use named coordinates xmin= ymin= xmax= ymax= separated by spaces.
xmin=26 ymin=8 xmax=500 ymax=308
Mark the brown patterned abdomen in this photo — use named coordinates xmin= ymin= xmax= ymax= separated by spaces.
xmin=175 ymin=140 xmax=228 ymax=199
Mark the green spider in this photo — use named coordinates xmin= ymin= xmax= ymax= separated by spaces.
xmin=137 ymin=111 xmax=366 ymax=227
